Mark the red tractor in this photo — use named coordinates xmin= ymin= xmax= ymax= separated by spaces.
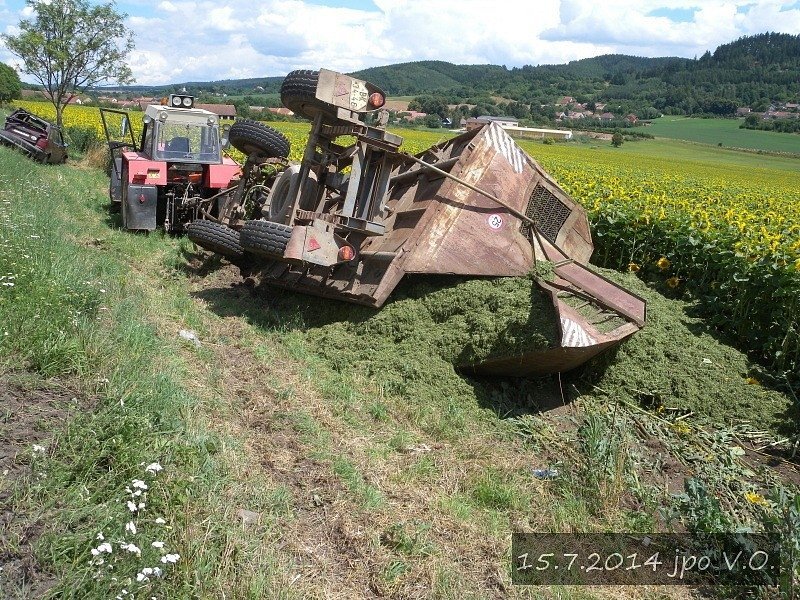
xmin=101 ymin=95 xmax=289 ymax=232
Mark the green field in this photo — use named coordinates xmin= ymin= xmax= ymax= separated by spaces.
xmin=645 ymin=116 xmax=800 ymax=154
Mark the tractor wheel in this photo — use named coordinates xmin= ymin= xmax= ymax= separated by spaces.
xmin=240 ymin=220 xmax=293 ymax=259
xmin=186 ymin=220 xmax=244 ymax=259
xmin=228 ymin=120 xmax=290 ymax=160
xmin=280 ymin=70 xmax=338 ymax=122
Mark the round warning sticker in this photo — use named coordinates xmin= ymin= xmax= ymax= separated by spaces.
xmin=488 ymin=214 xmax=503 ymax=229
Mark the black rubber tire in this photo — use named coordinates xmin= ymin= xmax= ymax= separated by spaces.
xmin=240 ymin=220 xmax=292 ymax=259
xmin=280 ymin=70 xmax=338 ymax=122
xmin=186 ymin=220 xmax=244 ymax=259
xmin=228 ymin=119 xmax=290 ymax=160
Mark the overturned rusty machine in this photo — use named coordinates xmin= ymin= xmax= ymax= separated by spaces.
xmin=187 ymin=68 xmax=646 ymax=375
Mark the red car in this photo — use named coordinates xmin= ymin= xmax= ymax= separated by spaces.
xmin=0 ymin=108 xmax=68 ymax=164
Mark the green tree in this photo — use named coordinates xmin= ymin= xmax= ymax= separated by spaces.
xmin=423 ymin=114 xmax=441 ymax=128
xmin=611 ymin=131 xmax=624 ymax=147
xmin=2 ymin=0 xmax=134 ymax=129
xmin=0 ymin=62 xmax=21 ymax=103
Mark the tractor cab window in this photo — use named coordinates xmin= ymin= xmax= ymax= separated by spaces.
xmin=153 ymin=121 xmax=220 ymax=162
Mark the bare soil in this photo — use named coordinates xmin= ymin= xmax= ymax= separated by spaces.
xmin=0 ymin=376 xmax=82 ymax=599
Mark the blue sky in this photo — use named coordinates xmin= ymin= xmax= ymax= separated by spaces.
xmin=2 ymin=0 xmax=799 ymax=85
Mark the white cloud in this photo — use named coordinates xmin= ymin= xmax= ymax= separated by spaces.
xmin=1 ymin=0 xmax=798 ymax=84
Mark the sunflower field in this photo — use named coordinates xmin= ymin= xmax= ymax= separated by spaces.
xmin=521 ymin=142 xmax=800 ymax=384
xmin=11 ymin=100 xmax=799 ymax=382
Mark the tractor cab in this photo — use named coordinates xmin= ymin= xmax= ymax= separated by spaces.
xmin=101 ymin=95 xmax=240 ymax=232
xmin=139 ymin=96 xmax=223 ymax=165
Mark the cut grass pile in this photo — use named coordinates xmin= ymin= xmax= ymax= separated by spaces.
xmin=301 ymin=275 xmax=558 ymax=404
xmin=257 ymin=267 xmax=793 ymax=438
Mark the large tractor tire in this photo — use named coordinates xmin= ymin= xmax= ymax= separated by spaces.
xmin=280 ymin=70 xmax=338 ymax=122
xmin=228 ymin=119 xmax=290 ymax=160
xmin=186 ymin=220 xmax=244 ymax=259
xmin=240 ymin=220 xmax=293 ymax=259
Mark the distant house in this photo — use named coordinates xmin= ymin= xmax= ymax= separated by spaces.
xmin=594 ymin=103 xmax=606 ymax=112
xmin=736 ymin=107 xmax=751 ymax=116
xmin=598 ymin=112 xmax=615 ymax=121
xmin=195 ymin=103 xmax=237 ymax=121
xmin=556 ymin=96 xmax=575 ymax=106
xmin=266 ymin=107 xmax=294 ymax=117
xmin=565 ymin=111 xmax=585 ymax=120
xmin=785 ymin=103 xmax=799 ymax=110
xmin=506 ymin=126 xmax=572 ymax=141
xmin=400 ymin=110 xmax=428 ymax=121
xmin=464 ymin=115 xmax=519 ymax=131
xmin=769 ymin=111 xmax=798 ymax=119
xmin=625 ymin=114 xmax=638 ymax=124
xmin=441 ymin=117 xmax=452 ymax=127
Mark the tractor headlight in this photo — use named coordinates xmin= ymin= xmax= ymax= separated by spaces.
xmin=158 ymin=111 xmax=168 ymax=121
xmin=171 ymin=96 xmax=182 ymax=107
xmin=182 ymin=97 xmax=193 ymax=108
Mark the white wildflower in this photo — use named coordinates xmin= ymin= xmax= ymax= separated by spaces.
xmin=145 ymin=462 xmax=163 ymax=475
xmin=91 ymin=542 xmax=112 ymax=556
xmin=96 ymin=532 xmax=104 ymax=541
xmin=160 ymin=553 xmax=180 ymax=564
xmin=132 ymin=479 xmax=148 ymax=490
xmin=142 ymin=567 xmax=153 ymax=576
xmin=151 ymin=541 xmax=164 ymax=549
xmin=125 ymin=521 xmax=137 ymax=535
xmin=136 ymin=572 xmax=149 ymax=583
xmin=153 ymin=567 xmax=162 ymax=577
xmin=126 ymin=500 xmax=138 ymax=512
xmin=138 ymin=502 xmax=146 ymax=510
xmin=32 ymin=444 xmax=45 ymax=453
xmin=154 ymin=517 xmax=166 ymax=525
xmin=120 ymin=542 xmax=141 ymax=556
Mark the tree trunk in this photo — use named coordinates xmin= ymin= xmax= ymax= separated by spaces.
xmin=55 ymin=103 xmax=64 ymax=131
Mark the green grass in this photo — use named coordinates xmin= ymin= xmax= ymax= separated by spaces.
xmin=2 ymin=132 xmax=800 ymax=597
xmin=0 ymin=148 xmax=297 ymax=598
xmin=644 ymin=116 xmax=800 ymax=154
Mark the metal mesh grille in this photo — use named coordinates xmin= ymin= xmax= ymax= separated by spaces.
xmin=521 ymin=183 xmax=571 ymax=244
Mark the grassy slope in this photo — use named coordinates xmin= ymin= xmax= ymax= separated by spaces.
xmin=644 ymin=117 xmax=800 ymax=154
xmin=0 ymin=139 xmax=797 ymax=598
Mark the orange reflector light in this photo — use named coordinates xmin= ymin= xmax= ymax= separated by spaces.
xmin=188 ymin=173 xmax=202 ymax=184
xmin=338 ymin=246 xmax=355 ymax=261
xmin=369 ymin=92 xmax=385 ymax=109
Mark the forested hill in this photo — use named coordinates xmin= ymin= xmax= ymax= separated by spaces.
xmin=349 ymin=33 xmax=799 ymax=114
xmin=99 ymin=33 xmax=799 ymax=116
xmin=350 ymin=55 xmax=689 ymax=95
